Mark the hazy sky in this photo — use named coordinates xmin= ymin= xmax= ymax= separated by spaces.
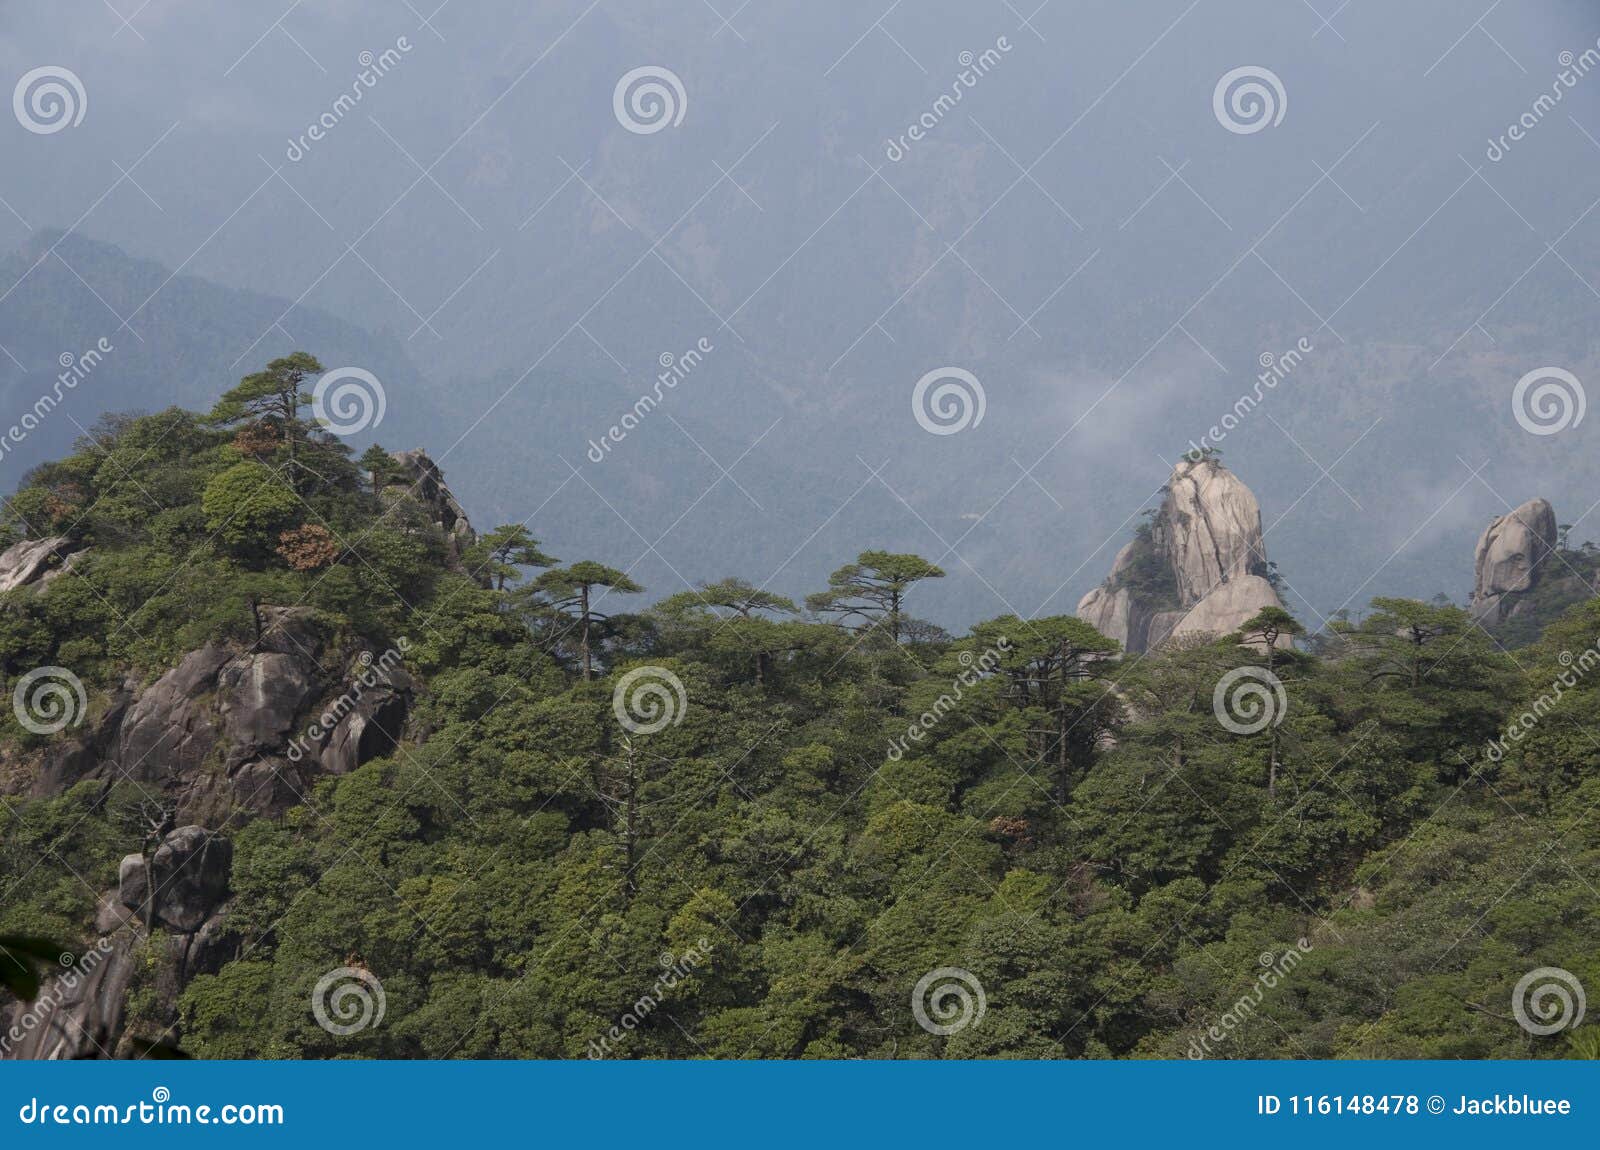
xmin=4 ymin=1 xmax=1600 ymax=628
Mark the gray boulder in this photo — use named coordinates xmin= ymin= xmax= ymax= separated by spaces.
xmin=0 ymin=896 xmax=138 ymax=1060
xmin=0 ymin=536 xmax=75 ymax=592
xmin=118 ymin=826 xmax=233 ymax=933
xmin=116 ymin=646 xmax=229 ymax=783
xmin=1162 ymin=459 xmax=1272 ymax=604
xmin=1170 ymin=574 xmax=1291 ymax=648
xmin=217 ymin=651 xmax=317 ymax=768
xmin=1470 ymin=498 xmax=1557 ymax=622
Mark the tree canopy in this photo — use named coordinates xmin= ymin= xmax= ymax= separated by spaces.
xmin=3 ymin=363 xmax=1599 ymax=1062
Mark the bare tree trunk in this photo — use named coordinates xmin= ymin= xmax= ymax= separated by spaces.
xmin=580 ymin=585 xmax=592 ymax=680
xmin=623 ymin=739 xmax=638 ymax=906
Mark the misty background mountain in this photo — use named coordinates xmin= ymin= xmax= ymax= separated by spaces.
xmin=3 ymin=0 xmax=1600 ymax=631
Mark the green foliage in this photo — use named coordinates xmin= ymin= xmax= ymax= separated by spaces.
xmin=357 ymin=444 xmax=403 ymax=495
xmin=208 ymin=351 xmax=320 ymax=435
xmin=5 ymin=373 xmax=1600 ymax=1061
xmin=201 ymin=460 xmax=302 ymax=547
xmin=0 ymin=935 xmax=62 ymax=1001
xmin=470 ymin=524 xmax=558 ymax=591
xmin=806 ymin=550 xmax=945 ymax=643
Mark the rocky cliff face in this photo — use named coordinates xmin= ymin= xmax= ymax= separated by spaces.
xmin=0 ymin=453 xmax=464 ymax=1059
xmin=1 ymin=604 xmax=415 ymax=1058
xmin=1470 ymin=498 xmax=1557 ymax=623
xmin=389 ymin=448 xmax=475 ymax=563
xmin=1467 ymin=497 xmax=1600 ymax=643
xmin=2 ymin=836 xmax=237 ymax=1060
xmin=29 ymin=606 xmax=414 ymax=822
xmin=1077 ymin=458 xmax=1286 ymax=653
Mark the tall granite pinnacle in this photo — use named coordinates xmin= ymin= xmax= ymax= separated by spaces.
xmin=1077 ymin=457 xmax=1286 ymax=653
xmin=1469 ymin=497 xmax=1557 ymax=624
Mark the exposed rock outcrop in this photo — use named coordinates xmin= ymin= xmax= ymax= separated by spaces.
xmin=1162 ymin=461 xmax=1273 ymax=605
xmin=1077 ymin=458 xmax=1287 ymax=653
xmin=0 ymin=897 xmax=141 ymax=1060
xmin=1 ymin=451 xmax=469 ymax=1060
xmin=389 ymin=448 xmax=475 ymax=562
xmin=4 ymin=605 xmax=404 ymax=1058
xmin=1169 ymin=574 xmax=1285 ymax=645
xmin=1470 ymin=498 xmax=1557 ymax=623
xmin=0 ymin=878 xmax=241 ymax=1060
xmin=0 ymin=536 xmax=79 ymax=592
xmin=118 ymin=826 xmax=233 ymax=933
xmin=33 ymin=606 xmax=412 ymax=823
xmin=1075 ymin=543 xmax=1146 ymax=649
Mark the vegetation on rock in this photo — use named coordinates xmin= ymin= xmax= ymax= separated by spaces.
xmin=2 ymin=357 xmax=1599 ymax=1060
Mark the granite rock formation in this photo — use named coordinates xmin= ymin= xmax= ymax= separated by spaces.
xmin=1469 ymin=498 xmax=1557 ymax=624
xmin=1077 ymin=458 xmax=1287 ymax=653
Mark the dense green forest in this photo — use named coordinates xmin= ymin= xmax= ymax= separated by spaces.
xmin=2 ymin=354 xmax=1598 ymax=1060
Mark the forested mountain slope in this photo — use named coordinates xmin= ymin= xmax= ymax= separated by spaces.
xmin=1 ymin=357 xmax=1597 ymax=1059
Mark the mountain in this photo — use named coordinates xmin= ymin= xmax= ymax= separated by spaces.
xmin=4 ymin=393 xmax=1600 ymax=1059
xmin=9 ymin=2 xmax=1600 ymax=630
xmin=0 ymin=230 xmax=446 ymax=478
